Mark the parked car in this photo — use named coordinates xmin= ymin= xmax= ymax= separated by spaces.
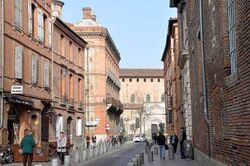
xmin=133 ymin=135 xmax=146 ymax=142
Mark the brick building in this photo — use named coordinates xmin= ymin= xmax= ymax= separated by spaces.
xmin=170 ymin=0 xmax=250 ymax=165
xmin=0 ymin=0 xmax=87 ymax=159
xmin=162 ymin=18 xmax=185 ymax=138
xmin=119 ymin=69 xmax=165 ymax=139
xmin=68 ymin=7 xmax=122 ymax=140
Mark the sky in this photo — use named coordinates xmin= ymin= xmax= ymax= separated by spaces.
xmin=62 ymin=0 xmax=176 ymax=69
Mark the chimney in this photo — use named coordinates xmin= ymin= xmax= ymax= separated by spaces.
xmin=52 ymin=0 xmax=64 ymax=19
xmin=82 ymin=7 xmax=92 ymax=19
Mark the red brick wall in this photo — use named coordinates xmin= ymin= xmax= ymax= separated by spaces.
xmin=186 ymin=0 xmax=250 ymax=165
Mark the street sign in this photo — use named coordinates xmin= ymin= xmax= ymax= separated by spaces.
xmin=11 ymin=85 xmax=23 ymax=94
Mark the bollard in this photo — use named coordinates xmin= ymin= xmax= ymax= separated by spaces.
xmin=95 ymin=148 xmax=99 ymax=157
xmin=135 ymin=154 xmax=141 ymax=166
xmin=82 ymin=150 xmax=87 ymax=160
xmin=145 ymin=145 xmax=149 ymax=153
xmin=64 ymin=155 xmax=71 ymax=166
xmin=131 ymin=157 xmax=138 ymax=166
xmin=140 ymin=153 xmax=144 ymax=164
xmin=168 ymin=144 xmax=174 ymax=160
xmin=75 ymin=150 xmax=80 ymax=164
xmin=154 ymin=146 xmax=159 ymax=155
xmin=89 ymin=149 xmax=93 ymax=159
xmin=148 ymin=151 xmax=154 ymax=162
xmin=51 ymin=158 xmax=58 ymax=166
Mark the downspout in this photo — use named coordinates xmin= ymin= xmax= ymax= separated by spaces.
xmin=199 ymin=0 xmax=211 ymax=156
xmin=0 ymin=0 xmax=5 ymax=129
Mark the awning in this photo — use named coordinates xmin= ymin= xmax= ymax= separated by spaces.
xmin=5 ymin=93 xmax=33 ymax=106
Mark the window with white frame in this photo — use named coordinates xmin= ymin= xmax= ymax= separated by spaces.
xmin=44 ymin=59 xmax=50 ymax=88
xmin=15 ymin=46 xmax=23 ymax=79
xmin=227 ymin=0 xmax=237 ymax=73
xmin=48 ymin=19 xmax=52 ymax=47
xmin=37 ymin=9 xmax=44 ymax=41
xmin=76 ymin=118 xmax=82 ymax=136
xmin=14 ymin=0 xmax=22 ymax=29
xmin=56 ymin=115 xmax=63 ymax=138
xmin=31 ymin=54 xmax=38 ymax=84
xmin=28 ymin=0 xmax=32 ymax=33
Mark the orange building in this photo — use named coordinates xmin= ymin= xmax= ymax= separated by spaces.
xmin=162 ymin=18 xmax=183 ymax=136
xmin=68 ymin=7 xmax=122 ymax=140
xmin=0 ymin=0 xmax=87 ymax=155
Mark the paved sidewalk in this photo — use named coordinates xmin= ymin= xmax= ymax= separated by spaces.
xmin=144 ymin=145 xmax=199 ymax=166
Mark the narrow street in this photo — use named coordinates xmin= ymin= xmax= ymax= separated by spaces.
xmin=80 ymin=143 xmax=145 ymax=166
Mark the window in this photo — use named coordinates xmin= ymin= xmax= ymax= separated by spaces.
xmin=14 ymin=0 xmax=22 ymax=29
xmin=158 ymin=79 xmax=161 ymax=82
xmin=48 ymin=19 xmax=52 ymax=47
xmin=44 ymin=59 xmax=50 ymax=88
xmin=151 ymin=78 xmax=153 ymax=82
xmin=31 ymin=54 xmax=38 ymax=84
xmin=69 ymin=74 xmax=74 ymax=99
xmin=122 ymin=78 xmax=125 ymax=82
xmin=144 ymin=78 xmax=146 ymax=82
xmin=60 ymin=35 xmax=64 ymax=57
xmin=76 ymin=118 xmax=82 ymax=136
xmin=146 ymin=94 xmax=151 ymax=103
xmin=131 ymin=94 xmax=135 ymax=103
xmin=15 ymin=46 xmax=23 ymax=79
xmin=78 ymin=48 xmax=82 ymax=66
xmin=60 ymin=69 xmax=65 ymax=97
xmin=69 ymin=41 xmax=73 ymax=61
xmin=37 ymin=9 xmax=44 ymax=41
xmin=227 ymin=0 xmax=237 ymax=73
xmin=28 ymin=0 xmax=32 ymax=33
xmin=129 ymin=78 xmax=132 ymax=82
xmin=78 ymin=78 xmax=82 ymax=102
xmin=137 ymin=78 xmax=139 ymax=82
xmin=56 ymin=115 xmax=63 ymax=138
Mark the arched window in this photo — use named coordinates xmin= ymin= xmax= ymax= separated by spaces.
xmin=56 ymin=114 xmax=63 ymax=138
xmin=146 ymin=94 xmax=151 ymax=103
xmin=131 ymin=94 xmax=135 ymax=103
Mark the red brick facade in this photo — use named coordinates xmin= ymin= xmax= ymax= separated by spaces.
xmin=171 ymin=0 xmax=250 ymax=165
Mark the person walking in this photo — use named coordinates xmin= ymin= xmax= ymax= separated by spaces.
xmin=92 ymin=135 xmax=97 ymax=148
xmin=86 ymin=135 xmax=90 ymax=149
xmin=157 ymin=132 xmax=166 ymax=160
xmin=20 ymin=129 xmax=36 ymax=166
xmin=180 ymin=127 xmax=187 ymax=159
xmin=57 ymin=132 xmax=67 ymax=165
xmin=171 ymin=133 xmax=179 ymax=153
xmin=153 ymin=133 xmax=158 ymax=144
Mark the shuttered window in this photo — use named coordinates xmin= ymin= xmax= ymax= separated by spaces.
xmin=227 ymin=0 xmax=237 ymax=73
xmin=56 ymin=115 xmax=64 ymax=138
xmin=14 ymin=0 xmax=22 ymax=29
xmin=14 ymin=46 xmax=23 ymax=79
xmin=31 ymin=54 xmax=38 ymax=84
xmin=48 ymin=19 xmax=52 ymax=47
xmin=28 ymin=0 xmax=32 ymax=33
xmin=37 ymin=9 xmax=44 ymax=41
xmin=76 ymin=118 xmax=82 ymax=136
xmin=44 ymin=59 xmax=50 ymax=88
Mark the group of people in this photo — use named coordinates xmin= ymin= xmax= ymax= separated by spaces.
xmin=86 ymin=135 xmax=97 ymax=149
xmin=153 ymin=127 xmax=187 ymax=160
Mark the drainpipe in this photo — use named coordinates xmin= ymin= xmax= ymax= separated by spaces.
xmin=0 ymin=0 xmax=5 ymax=129
xmin=199 ymin=0 xmax=211 ymax=157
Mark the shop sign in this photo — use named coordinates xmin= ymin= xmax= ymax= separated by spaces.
xmin=11 ymin=85 xmax=23 ymax=94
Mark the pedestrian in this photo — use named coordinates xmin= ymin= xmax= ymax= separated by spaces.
xmin=180 ymin=127 xmax=187 ymax=159
xmin=20 ymin=128 xmax=36 ymax=166
xmin=92 ymin=135 xmax=97 ymax=148
xmin=57 ymin=132 xmax=67 ymax=165
xmin=86 ymin=135 xmax=90 ymax=149
xmin=157 ymin=132 xmax=166 ymax=159
xmin=171 ymin=133 xmax=179 ymax=153
xmin=153 ymin=133 xmax=158 ymax=144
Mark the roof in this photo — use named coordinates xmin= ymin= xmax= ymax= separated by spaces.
xmin=161 ymin=18 xmax=178 ymax=61
xmin=120 ymin=69 xmax=163 ymax=78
